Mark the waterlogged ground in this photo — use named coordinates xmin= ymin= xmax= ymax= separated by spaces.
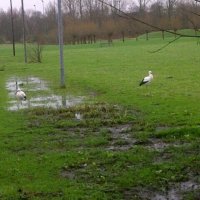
xmin=5 ymin=103 xmax=199 ymax=200
xmin=6 ymin=77 xmax=84 ymax=111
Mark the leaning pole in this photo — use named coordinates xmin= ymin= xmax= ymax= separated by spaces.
xmin=57 ymin=0 xmax=65 ymax=88
xmin=21 ymin=0 xmax=27 ymax=63
xmin=10 ymin=0 xmax=16 ymax=56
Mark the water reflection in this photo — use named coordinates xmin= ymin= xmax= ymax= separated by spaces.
xmin=6 ymin=77 xmax=84 ymax=111
xmin=6 ymin=76 xmax=48 ymax=97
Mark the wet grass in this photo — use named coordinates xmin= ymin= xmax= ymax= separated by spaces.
xmin=0 ymin=104 xmax=199 ymax=199
xmin=0 ymin=31 xmax=200 ymax=199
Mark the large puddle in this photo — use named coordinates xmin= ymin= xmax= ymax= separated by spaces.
xmin=6 ymin=77 xmax=84 ymax=111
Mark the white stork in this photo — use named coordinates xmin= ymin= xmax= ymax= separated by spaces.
xmin=15 ymin=82 xmax=26 ymax=102
xmin=139 ymin=71 xmax=154 ymax=95
xmin=139 ymin=71 xmax=153 ymax=86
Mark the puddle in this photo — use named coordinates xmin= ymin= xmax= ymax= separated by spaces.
xmin=6 ymin=77 xmax=48 ymax=96
xmin=148 ymin=138 xmax=170 ymax=151
xmin=6 ymin=77 xmax=84 ymax=111
xmin=8 ymin=95 xmax=84 ymax=111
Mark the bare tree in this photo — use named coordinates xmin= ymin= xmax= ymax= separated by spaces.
xmin=28 ymin=42 xmax=43 ymax=63
xmin=136 ymin=0 xmax=152 ymax=14
xmin=63 ymin=0 xmax=77 ymax=18
xmin=78 ymin=0 xmax=83 ymax=19
xmin=1 ymin=0 xmax=200 ymax=46
xmin=166 ymin=0 xmax=177 ymax=20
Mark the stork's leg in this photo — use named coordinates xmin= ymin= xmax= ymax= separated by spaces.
xmin=16 ymin=100 xmax=20 ymax=110
xmin=145 ymin=85 xmax=152 ymax=96
xmin=145 ymin=85 xmax=149 ymax=96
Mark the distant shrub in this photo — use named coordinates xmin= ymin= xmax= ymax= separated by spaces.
xmin=28 ymin=42 xmax=43 ymax=63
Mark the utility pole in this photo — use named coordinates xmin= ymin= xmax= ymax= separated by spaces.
xmin=10 ymin=0 xmax=15 ymax=56
xmin=21 ymin=0 xmax=27 ymax=63
xmin=57 ymin=0 xmax=65 ymax=87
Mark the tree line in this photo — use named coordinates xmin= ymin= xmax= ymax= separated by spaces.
xmin=0 ymin=0 xmax=199 ymax=44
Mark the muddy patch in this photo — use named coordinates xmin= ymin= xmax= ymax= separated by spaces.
xmin=103 ymin=124 xmax=171 ymax=151
xmin=61 ymin=163 xmax=88 ymax=181
xmin=123 ymin=180 xmax=200 ymax=200
xmin=6 ymin=77 xmax=84 ymax=111
xmin=17 ymin=188 xmax=63 ymax=199
xmin=104 ymin=124 xmax=170 ymax=151
xmin=105 ymin=124 xmax=136 ymax=151
xmin=147 ymin=138 xmax=170 ymax=151
xmin=61 ymin=170 xmax=76 ymax=180
xmin=155 ymin=126 xmax=172 ymax=132
xmin=105 ymin=132 xmax=188 ymax=152
xmin=152 ymin=180 xmax=200 ymax=200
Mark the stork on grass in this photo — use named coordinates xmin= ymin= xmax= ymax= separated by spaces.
xmin=139 ymin=71 xmax=153 ymax=95
xmin=15 ymin=81 xmax=27 ymax=103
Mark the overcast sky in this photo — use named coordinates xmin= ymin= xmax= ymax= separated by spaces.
xmin=0 ymin=0 xmax=53 ymax=12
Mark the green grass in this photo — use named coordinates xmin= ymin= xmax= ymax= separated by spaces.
xmin=0 ymin=30 xmax=200 ymax=199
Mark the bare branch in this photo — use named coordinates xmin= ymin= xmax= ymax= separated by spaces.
xmin=189 ymin=10 xmax=200 ymax=17
xmin=97 ymin=0 xmax=200 ymax=38
xmin=180 ymin=6 xmax=200 ymax=18
xmin=148 ymin=36 xmax=181 ymax=53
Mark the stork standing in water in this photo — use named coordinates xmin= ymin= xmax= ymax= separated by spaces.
xmin=15 ymin=81 xmax=26 ymax=103
xmin=139 ymin=71 xmax=154 ymax=95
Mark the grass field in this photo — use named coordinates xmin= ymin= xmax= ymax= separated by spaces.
xmin=0 ymin=30 xmax=200 ymax=199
